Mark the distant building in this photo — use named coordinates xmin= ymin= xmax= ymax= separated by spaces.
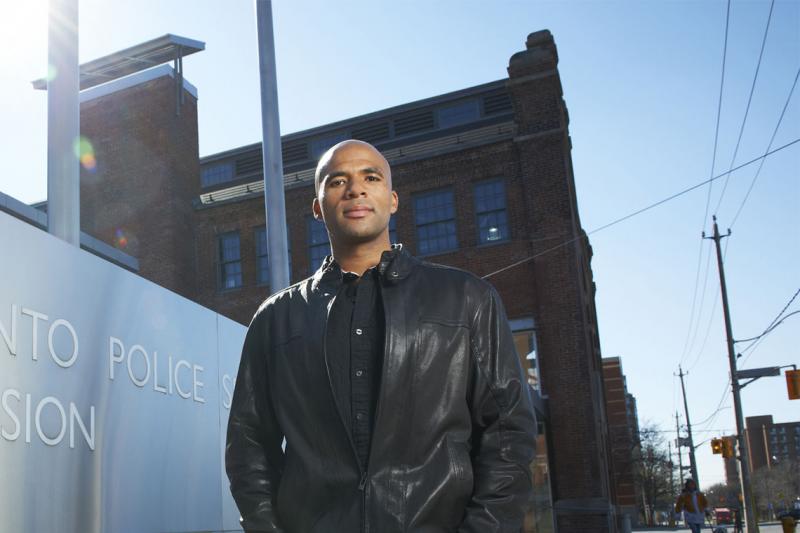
xmin=8 ymin=30 xmax=621 ymax=532
xmin=746 ymin=415 xmax=800 ymax=470
xmin=602 ymin=357 xmax=642 ymax=523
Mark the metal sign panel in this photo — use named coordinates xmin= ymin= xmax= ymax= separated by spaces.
xmin=0 ymin=210 xmax=245 ymax=532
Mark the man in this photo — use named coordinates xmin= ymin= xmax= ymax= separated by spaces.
xmin=226 ymin=140 xmax=537 ymax=532
xmin=675 ymin=479 xmax=709 ymax=533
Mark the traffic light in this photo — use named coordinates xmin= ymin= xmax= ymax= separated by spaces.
xmin=721 ymin=437 xmax=735 ymax=459
xmin=711 ymin=438 xmax=723 ymax=454
xmin=787 ymin=369 xmax=800 ymax=400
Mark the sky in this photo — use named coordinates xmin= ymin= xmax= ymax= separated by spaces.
xmin=1 ymin=0 xmax=798 ymax=490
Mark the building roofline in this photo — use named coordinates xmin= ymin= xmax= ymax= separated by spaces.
xmin=200 ymin=78 xmax=508 ymax=164
xmin=33 ymin=33 xmax=204 ymax=91
xmin=77 ymin=64 xmax=198 ymax=103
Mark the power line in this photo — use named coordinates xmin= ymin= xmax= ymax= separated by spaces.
xmin=683 ymin=0 xmax=733 ymax=369
xmin=681 ymin=246 xmax=714 ymax=367
xmin=735 ymin=283 xmax=800 ymax=370
xmin=679 ymin=245 xmax=707 ymax=366
xmin=704 ymin=0 xmax=732 ymax=223
xmin=694 ymin=379 xmax=731 ymax=428
xmin=730 ymin=65 xmax=800 ymax=229
xmin=482 ymin=137 xmax=800 ymax=280
xmin=739 ymin=310 xmax=800 ymax=345
xmin=696 ymin=380 xmax=732 ymax=434
xmin=714 ymin=0 xmax=776 ymax=214
xmin=737 ymin=288 xmax=800 ymax=347
xmin=686 ymin=240 xmax=730 ymax=371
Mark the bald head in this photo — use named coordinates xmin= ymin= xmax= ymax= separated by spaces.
xmin=314 ymin=140 xmax=391 ymax=195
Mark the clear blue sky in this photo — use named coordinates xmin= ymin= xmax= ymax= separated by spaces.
xmin=1 ymin=0 xmax=798 ymax=489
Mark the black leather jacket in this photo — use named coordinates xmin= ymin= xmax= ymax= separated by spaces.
xmin=226 ymin=248 xmax=537 ymax=532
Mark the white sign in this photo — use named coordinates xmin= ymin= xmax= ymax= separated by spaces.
xmin=0 ymin=210 xmax=245 ymax=532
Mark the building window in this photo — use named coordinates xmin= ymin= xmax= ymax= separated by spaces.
xmin=201 ymin=162 xmax=235 ymax=188
xmin=218 ymin=232 xmax=242 ymax=290
xmin=474 ymin=179 xmax=509 ymax=244
xmin=307 ymin=217 xmax=331 ymax=273
xmin=255 ymin=226 xmax=292 ymax=286
xmin=509 ymin=317 xmax=541 ymax=392
xmin=437 ymin=99 xmax=480 ymax=129
xmin=255 ymin=227 xmax=269 ymax=286
xmin=414 ymin=189 xmax=457 ymax=255
xmin=310 ymin=132 xmax=350 ymax=159
xmin=389 ymin=216 xmax=397 ymax=244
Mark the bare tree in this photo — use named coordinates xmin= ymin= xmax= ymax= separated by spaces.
xmin=636 ymin=423 xmax=674 ymax=525
xmin=705 ymin=481 xmax=741 ymax=511
xmin=751 ymin=459 xmax=800 ymax=520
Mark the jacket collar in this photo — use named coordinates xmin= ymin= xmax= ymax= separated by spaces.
xmin=310 ymin=244 xmax=417 ymax=293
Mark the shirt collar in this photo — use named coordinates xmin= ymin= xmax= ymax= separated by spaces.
xmin=321 ymin=244 xmax=402 ymax=280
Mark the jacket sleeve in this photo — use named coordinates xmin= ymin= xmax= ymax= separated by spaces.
xmin=225 ymin=308 xmax=287 ymax=533
xmin=675 ymin=494 xmax=684 ymax=513
xmin=459 ymin=285 xmax=537 ymax=533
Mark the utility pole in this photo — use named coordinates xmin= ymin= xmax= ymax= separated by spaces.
xmin=676 ymin=366 xmax=699 ymax=486
xmin=675 ymin=411 xmax=685 ymax=486
xmin=668 ymin=441 xmax=676 ymax=527
xmin=704 ymin=215 xmax=758 ymax=533
xmin=668 ymin=441 xmax=675 ymax=496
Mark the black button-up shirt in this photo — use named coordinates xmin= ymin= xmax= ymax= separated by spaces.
xmin=325 ymin=256 xmax=390 ymax=469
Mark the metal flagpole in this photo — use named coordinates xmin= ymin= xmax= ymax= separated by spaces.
xmin=255 ymin=0 xmax=290 ymax=292
xmin=47 ymin=0 xmax=80 ymax=245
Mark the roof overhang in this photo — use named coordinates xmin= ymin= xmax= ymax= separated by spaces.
xmin=32 ymin=34 xmax=204 ymax=91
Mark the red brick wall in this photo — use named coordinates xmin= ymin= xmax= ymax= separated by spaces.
xmin=79 ymin=75 xmax=200 ymax=300
xmin=508 ymin=30 xmax=615 ymax=530
xmin=603 ymin=359 xmax=639 ymax=508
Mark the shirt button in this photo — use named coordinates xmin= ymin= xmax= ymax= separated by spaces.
xmin=355 ymin=370 xmax=364 ymax=377
xmin=356 ymin=413 xmax=364 ymax=421
xmin=355 ymin=328 xmax=363 ymax=335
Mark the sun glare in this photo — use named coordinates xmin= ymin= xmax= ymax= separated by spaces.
xmin=1 ymin=0 xmax=48 ymax=72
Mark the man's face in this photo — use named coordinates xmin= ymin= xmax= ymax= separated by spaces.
xmin=313 ymin=142 xmax=398 ymax=248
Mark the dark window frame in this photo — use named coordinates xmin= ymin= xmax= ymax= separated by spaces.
xmin=218 ymin=231 xmax=242 ymax=291
xmin=474 ymin=178 xmax=510 ymax=245
xmin=201 ymin=161 xmax=235 ymax=188
xmin=413 ymin=188 xmax=458 ymax=256
xmin=255 ymin=226 xmax=269 ymax=287
xmin=389 ymin=215 xmax=397 ymax=244
xmin=307 ymin=217 xmax=331 ymax=274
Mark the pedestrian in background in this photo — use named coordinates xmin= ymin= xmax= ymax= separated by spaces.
xmin=675 ymin=479 xmax=710 ymax=533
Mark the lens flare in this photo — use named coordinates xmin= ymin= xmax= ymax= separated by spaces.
xmin=72 ymin=136 xmax=97 ymax=173
xmin=114 ymin=228 xmax=128 ymax=249
xmin=46 ymin=64 xmax=58 ymax=82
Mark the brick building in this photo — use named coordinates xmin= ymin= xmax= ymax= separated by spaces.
xmin=602 ymin=357 xmax=642 ymax=523
xmin=746 ymin=415 xmax=800 ymax=470
xmin=18 ymin=30 xmax=618 ymax=532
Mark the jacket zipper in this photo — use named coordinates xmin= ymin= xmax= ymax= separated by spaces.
xmin=359 ymin=471 xmax=368 ymax=533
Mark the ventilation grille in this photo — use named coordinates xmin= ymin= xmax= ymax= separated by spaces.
xmin=352 ymin=122 xmax=391 ymax=144
xmin=483 ymin=92 xmax=513 ymax=115
xmin=394 ymin=111 xmax=435 ymax=137
xmin=282 ymin=141 xmax=309 ymax=164
xmin=236 ymin=153 xmax=262 ymax=176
